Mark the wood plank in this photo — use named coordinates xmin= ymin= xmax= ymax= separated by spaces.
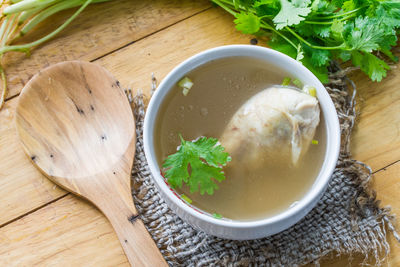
xmin=14 ymin=60 xmax=166 ymax=266
xmin=0 ymin=0 xmax=210 ymax=226
xmin=0 ymin=98 xmax=66 ymax=227
xmin=1 ymin=3 xmax=399 ymax=265
xmin=372 ymin=161 xmax=400 ymax=266
xmin=96 ymin=8 xmax=251 ymax=96
xmin=0 ymin=7 xmax=251 ymax=226
xmin=0 ymin=10 xmax=253 ymax=264
xmin=0 ymin=194 xmax=129 ymax=266
xmin=0 ymin=163 xmax=398 ymax=266
xmin=4 ymin=0 xmax=210 ymax=100
xmin=350 ymin=58 xmax=400 ymax=171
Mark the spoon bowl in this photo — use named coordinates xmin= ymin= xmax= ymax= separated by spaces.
xmin=15 ymin=61 xmax=166 ymax=266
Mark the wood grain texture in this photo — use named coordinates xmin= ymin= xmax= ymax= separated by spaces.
xmin=0 ymin=97 xmax=66 ymax=227
xmin=0 ymin=164 xmax=398 ymax=266
xmin=4 ymin=0 xmax=210 ymax=101
xmin=15 ymin=61 xmax=166 ymax=266
xmin=0 ymin=194 xmax=129 ymax=266
xmin=350 ymin=56 xmax=400 ymax=171
xmin=372 ymin=161 xmax=400 ymax=266
xmin=0 ymin=7 xmax=251 ymax=228
xmin=97 ymin=8 xmax=251 ymax=96
xmin=0 ymin=0 xmax=209 ymax=227
xmin=0 ymin=4 xmax=399 ymax=266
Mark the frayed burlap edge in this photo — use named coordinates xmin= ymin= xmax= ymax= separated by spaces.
xmin=127 ymin=65 xmax=399 ymax=266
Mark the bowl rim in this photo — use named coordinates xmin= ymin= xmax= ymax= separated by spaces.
xmin=143 ymin=44 xmax=340 ymax=229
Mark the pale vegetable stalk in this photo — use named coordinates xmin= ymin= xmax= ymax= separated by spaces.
xmin=0 ymin=0 xmax=111 ymax=109
xmin=178 ymin=76 xmax=194 ymax=96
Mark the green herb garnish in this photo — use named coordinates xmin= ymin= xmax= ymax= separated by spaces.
xmin=0 ymin=0 xmax=112 ymax=109
xmin=213 ymin=213 xmax=223 ymax=219
xmin=312 ymin=139 xmax=319 ymax=145
xmin=178 ymin=77 xmax=194 ymax=96
xmin=282 ymin=77 xmax=291 ymax=85
xmin=162 ymin=134 xmax=231 ymax=195
xmin=303 ymin=85 xmax=317 ymax=97
xmin=181 ymin=194 xmax=193 ymax=204
xmin=212 ymin=0 xmax=400 ymax=83
xmin=292 ymin=79 xmax=303 ymax=88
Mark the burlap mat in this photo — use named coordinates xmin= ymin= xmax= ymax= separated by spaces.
xmin=128 ymin=65 xmax=399 ymax=266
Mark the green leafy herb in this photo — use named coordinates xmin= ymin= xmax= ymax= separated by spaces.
xmin=213 ymin=213 xmax=223 ymax=219
xmin=0 ymin=0 xmax=111 ymax=109
xmin=292 ymin=78 xmax=302 ymax=87
xmin=162 ymin=134 xmax=231 ymax=195
xmin=178 ymin=76 xmax=194 ymax=96
xmin=235 ymin=12 xmax=261 ymax=33
xmin=211 ymin=0 xmax=400 ymax=83
xmin=273 ymin=0 xmax=311 ymax=30
xmin=302 ymin=85 xmax=317 ymax=97
xmin=281 ymin=77 xmax=291 ymax=85
xmin=181 ymin=194 xmax=193 ymax=204
xmin=312 ymin=139 xmax=319 ymax=145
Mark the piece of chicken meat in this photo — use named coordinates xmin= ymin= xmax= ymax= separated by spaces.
xmin=220 ymin=86 xmax=320 ymax=169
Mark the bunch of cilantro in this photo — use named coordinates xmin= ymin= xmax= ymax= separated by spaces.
xmin=212 ymin=0 xmax=400 ymax=83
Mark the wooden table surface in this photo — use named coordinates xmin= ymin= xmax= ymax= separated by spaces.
xmin=0 ymin=1 xmax=399 ymax=266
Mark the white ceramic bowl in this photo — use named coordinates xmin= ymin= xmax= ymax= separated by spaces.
xmin=143 ymin=45 xmax=340 ymax=240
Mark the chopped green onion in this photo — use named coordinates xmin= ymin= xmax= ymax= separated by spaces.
xmin=302 ymin=85 xmax=317 ymax=97
xmin=4 ymin=0 xmax=58 ymax=15
xmin=312 ymin=139 xmax=319 ymax=145
xmin=181 ymin=194 xmax=192 ymax=204
xmin=178 ymin=76 xmax=193 ymax=96
xmin=0 ymin=0 xmax=111 ymax=110
xmin=212 ymin=213 xmax=222 ymax=219
xmin=293 ymin=79 xmax=302 ymax=88
xmin=19 ymin=0 xmax=84 ymax=37
xmin=182 ymin=88 xmax=189 ymax=96
xmin=282 ymin=77 xmax=291 ymax=86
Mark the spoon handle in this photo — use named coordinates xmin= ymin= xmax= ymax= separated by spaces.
xmin=92 ymin=175 xmax=167 ymax=266
xmin=105 ymin=202 xmax=167 ymax=266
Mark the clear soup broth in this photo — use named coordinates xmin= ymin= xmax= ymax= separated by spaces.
xmin=155 ymin=56 xmax=326 ymax=221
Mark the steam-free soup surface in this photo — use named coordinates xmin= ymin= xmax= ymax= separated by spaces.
xmin=155 ymin=57 xmax=326 ymax=221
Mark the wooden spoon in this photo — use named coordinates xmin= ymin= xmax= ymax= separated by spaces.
xmin=15 ymin=61 xmax=167 ymax=266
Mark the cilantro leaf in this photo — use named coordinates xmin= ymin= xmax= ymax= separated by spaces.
xmin=292 ymin=0 xmax=311 ymax=8
xmin=331 ymin=19 xmax=344 ymax=41
xmin=162 ymin=135 xmax=231 ymax=195
xmin=342 ymin=0 xmax=356 ymax=12
xmin=381 ymin=48 xmax=398 ymax=62
xmin=351 ymin=51 xmax=390 ymax=82
xmin=379 ymin=1 xmax=400 ymax=28
xmin=212 ymin=0 xmax=399 ymax=83
xmin=301 ymin=56 xmax=329 ymax=83
xmin=296 ymin=22 xmax=330 ymax=38
xmin=309 ymin=48 xmax=331 ymax=67
xmin=254 ymin=0 xmax=280 ymax=17
xmin=313 ymin=24 xmax=331 ymax=38
xmin=331 ymin=0 xmax=345 ymax=8
xmin=273 ymin=0 xmax=311 ymax=30
xmin=343 ymin=16 xmax=387 ymax=53
xmin=268 ymin=33 xmax=298 ymax=59
xmin=233 ymin=0 xmax=254 ymax=9
xmin=311 ymin=0 xmax=337 ymax=13
xmin=254 ymin=0 xmax=279 ymax=7
xmin=337 ymin=50 xmax=351 ymax=62
xmin=300 ymin=40 xmax=331 ymax=68
xmin=234 ymin=12 xmax=261 ymax=34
